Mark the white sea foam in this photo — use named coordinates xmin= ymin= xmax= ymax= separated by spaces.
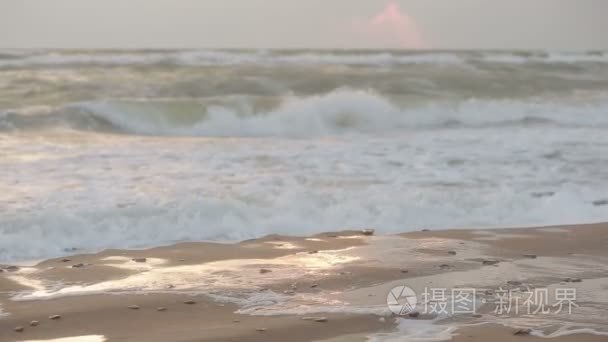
xmin=1 ymin=106 xmax=608 ymax=262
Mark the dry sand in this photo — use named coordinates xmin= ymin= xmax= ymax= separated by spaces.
xmin=1 ymin=223 xmax=607 ymax=341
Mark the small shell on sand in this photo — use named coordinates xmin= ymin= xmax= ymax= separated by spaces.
xmin=14 ymin=326 xmax=24 ymax=332
xmin=30 ymin=320 xmax=40 ymax=326
xmin=49 ymin=315 xmax=61 ymax=320
xmin=128 ymin=305 xmax=140 ymax=310
xmin=157 ymin=307 xmax=167 ymax=312
xmin=183 ymin=300 xmax=196 ymax=305
xmin=256 ymin=328 xmax=267 ymax=332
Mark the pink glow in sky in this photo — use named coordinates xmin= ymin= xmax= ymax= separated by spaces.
xmin=355 ymin=1 xmax=426 ymax=49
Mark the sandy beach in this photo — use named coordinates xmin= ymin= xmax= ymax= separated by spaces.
xmin=1 ymin=223 xmax=607 ymax=341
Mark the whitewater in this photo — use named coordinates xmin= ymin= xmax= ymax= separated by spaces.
xmin=1 ymin=49 xmax=608 ymax=262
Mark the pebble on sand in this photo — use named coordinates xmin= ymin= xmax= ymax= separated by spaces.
xmin=592 ymin=199 xmax=608 ymax=206
xmin=259 ymin=268 xmax=272 ymax=274
xmin=514 ymin=328 xmax=532 ymax=336
xmin=256 ymin=328 xmax=267 ymax=332
xmin=14 ymin=326 xmax=24 ymax=332
xmin=30 ymin=320 xmax=40 ymax=326
xmin=362 ymin=229 xmax=375 ymax=236
xmin=448 ymin=251 xmax=457 ymax=255
xmin=132 ymin=258 xmax=147 ymax=263
xmin=302 ymin=317 xmax=328 ymax=322
xmin=128 ymin=305 xmax=140 ymax=310
xmin=183 ymin=300 xmax=197 ymax=305
xmin=157 ymin=307 xmax=167 ymax=312
xmin=49 ymin=315 xmax=61 ymax=320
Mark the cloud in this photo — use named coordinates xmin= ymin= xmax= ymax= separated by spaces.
xmin=352 ymin=1 xmax=426 ymax=49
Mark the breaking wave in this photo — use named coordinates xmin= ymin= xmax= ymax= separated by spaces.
xmin=2 ymin=90 xmax=607 ymax=137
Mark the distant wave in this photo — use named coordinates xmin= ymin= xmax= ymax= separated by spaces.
xmin=2 ymin=90 xmax=607 ymax=136
xmin=1 ymin=50 xmax=607 ymax=68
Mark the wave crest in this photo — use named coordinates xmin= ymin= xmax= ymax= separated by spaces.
xmin=3 ymin=90 xmax=607 ymax=137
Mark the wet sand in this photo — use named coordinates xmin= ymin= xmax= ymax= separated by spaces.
xmin=1 ymin=223 xmax=607 ymax=341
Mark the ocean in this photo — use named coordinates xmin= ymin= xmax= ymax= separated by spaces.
xmin=1 ymin=49 xmax=607 ymax=262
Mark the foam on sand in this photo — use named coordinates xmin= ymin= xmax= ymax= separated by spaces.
xmin=19 ymin=336 xmax=106 ymax=342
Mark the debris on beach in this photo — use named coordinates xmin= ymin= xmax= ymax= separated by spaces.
xmin=128 ymin=305 xmax=140 ymax=310
xmin=14 ymin=326 xmax=24 ymax=332
xmin=30 ymin=320 xmax=39 ymax=326
xmin=49 ymin=314 xmax=62 ymax=320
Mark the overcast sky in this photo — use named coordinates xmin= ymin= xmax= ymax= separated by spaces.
xmin=1 ymin=0 xmax=606 ymax=50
